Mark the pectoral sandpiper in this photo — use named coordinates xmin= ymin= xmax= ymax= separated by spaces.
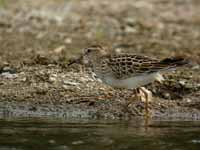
xmin=69 ymin=45 xmax=189 ymax=116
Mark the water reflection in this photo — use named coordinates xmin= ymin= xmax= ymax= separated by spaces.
xmin=0 ymin=118 xmax=200 ymax=150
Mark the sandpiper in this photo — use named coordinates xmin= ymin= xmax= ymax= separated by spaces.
xmin=69 ymin=45 xmax=189 ymax=116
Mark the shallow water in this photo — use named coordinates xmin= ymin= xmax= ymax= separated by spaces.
xmin=0 ymin=118 xmax=200 ymax=150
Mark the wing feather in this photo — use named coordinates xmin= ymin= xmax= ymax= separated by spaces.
xmin=107 ymin=54 xmax=183 ymax=79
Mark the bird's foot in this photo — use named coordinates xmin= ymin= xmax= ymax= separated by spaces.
xmin=139 ymin=87 xmax=152 ymax=103
xmin=133 ymin=87 xmax=152 ymax=118
xmin=132 ymin=87 xmax=152 ymax=102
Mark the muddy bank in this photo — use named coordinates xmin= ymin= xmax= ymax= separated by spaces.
xmin=0 ymin=64 xmax=200 ymax=120
xmin=0 ymin=0 xmax=200 ymax=119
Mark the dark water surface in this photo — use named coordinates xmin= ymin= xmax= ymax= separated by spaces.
xmin=0 ymin=118 xmax=200 ymax=150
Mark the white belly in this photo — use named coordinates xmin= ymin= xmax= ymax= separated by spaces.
xmin=101 ymin=73 xmax=164 ymax=89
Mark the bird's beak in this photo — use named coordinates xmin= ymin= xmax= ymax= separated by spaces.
xmin=67 ymin=50 xmax=88 ymax=66
xmin=67 ymin=54 xmax=84 ymax=66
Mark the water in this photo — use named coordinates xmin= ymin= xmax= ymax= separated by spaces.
xmin=0 ymin=118 xmax=200 ymax=150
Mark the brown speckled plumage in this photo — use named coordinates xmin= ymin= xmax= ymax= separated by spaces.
xmin=107 ymin=54 xmax=188 ymax=79
xmin=81 ymin=45 xmax=188 ymax=89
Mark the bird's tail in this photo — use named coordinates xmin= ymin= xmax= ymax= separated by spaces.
xmin=159 ymin=56 xmax=190 ymax=68
xmin=147 ymin=56 xmax=190 ymax=73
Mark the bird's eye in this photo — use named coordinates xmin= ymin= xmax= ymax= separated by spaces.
xmin=87 ymin=49 xmax=91 ymax=53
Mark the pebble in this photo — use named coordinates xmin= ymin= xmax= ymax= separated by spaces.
xmin=72 ymin=140 xmax=84 ymax=145
xmin=64 ymin=38 xmax=72 ymax=44
xmin=63 ymin=80 xmax=79 ymax=86
xmin=2 ymin=66 xmax=16 ymax=74
xmin=124 ymin=26 xmax=137 ymax=33
xmin=20 ymin=77 xmax=27 ymax=82
xmin=53 ymin=145 xmax=70 ymax=150
xmin=163 ymin=93 xmax=171 ymax=99
xmin=49 ymin=76 xmax=57 ymax=82
xmin=125 ymin=18 xmax=137 ymax=25
xmin=192 ymin=65 xmax=199 ymax=70
xmin=49 ymin=74 xmax=58 ymax=82
xmin=186 ymin=98 xmax=191 ymax=103
xmin=179 ymin=80 xmax=186 ymax=86
xmin=191 ymin=140 xmax=200 ymax=143
xmin=48 ymin=139 xmax=56 ymax=144
xmin=54 ymin=45 xmax=65 ymax=54
xmin=62 ymin=84 xmax=70 ymax=90
xmin=0 ymin=72 xmax=18 ymax=79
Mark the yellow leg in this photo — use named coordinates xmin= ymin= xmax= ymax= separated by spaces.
xmin=138 ymin=87 xmax=152 ymax=118
xmin=134 ymin=89 xmax=143 ymax=98
xmin=131 ymin=87 xmax=152 ymax=119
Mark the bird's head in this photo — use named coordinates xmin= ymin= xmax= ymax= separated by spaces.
xmin=67 ymin=45 xmax=107 ymax=66
xmin=82 ymin=45 xmax=107 ymax=64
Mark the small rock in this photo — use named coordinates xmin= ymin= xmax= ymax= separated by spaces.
xmin=124 ymin=26 xmax=137 ymax=33
xmin=54 ymin=45 xmax=65 ymax=54
xmin=179 ymin=80 xmax=186 ymax=86
xmin=186 ymin=98 xmax=191 ymax=103
xmin=1 ymin=72 xmax=18 ymax=79
xmin=191 ymin=140 xmax=200 ymax=143
xmin=72 ymin=140 xmax=84 ymax=145
xmin=192 ymin=65 xmax=199 ymax=70
xmin=49 ymin=74 xmax=58 ymax=82
xmin=2 ymin=66 xmax=16 ymax=74
xmin=64 ymin=38 xmax=72 ymax=44
xmin=63 ymin=80 xmax=79 ymax=86
xmin=125 ymin=18 xmax=137 ymax=25
xmin=48 ymin=139 xmax=56 ymax=144
xmin=20 ymin=77 xmax=27 ymax=82
xmin=163 ymin=93 xmax=171 ymax=99
xmin=53 ymin=145 xmax=70 ymax=150
xmin=62 ymin=84 xmax=70 ymax=90
xmin=49 ymin=76 xmax=57 ymax=83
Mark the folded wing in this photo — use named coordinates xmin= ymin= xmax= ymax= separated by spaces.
xmin=108 ymin=54 xmax=188 ymax=79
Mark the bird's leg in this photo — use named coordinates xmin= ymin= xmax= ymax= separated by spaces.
xmin=139 ymin=87 xmax=152 ymax=102
xmin=134 ymin=88 xmax=144 ymax=101
xmin=131 ymin=87 xmax=152 ymax=117
xmin=139 ymin=87 xmax=152 ymax=117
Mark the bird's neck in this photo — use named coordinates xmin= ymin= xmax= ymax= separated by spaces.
xmin=91 ymin=55 xmax=110 ymax=76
